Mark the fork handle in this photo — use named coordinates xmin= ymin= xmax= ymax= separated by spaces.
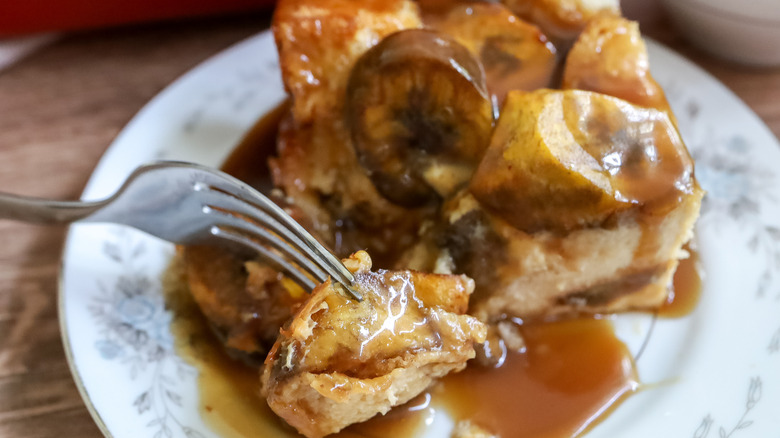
xmin=0 ymin=192 xmax=104 ymax=224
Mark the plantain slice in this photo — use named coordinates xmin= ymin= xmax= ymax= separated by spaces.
xmin=434 ymin=2 xmax=557 ymax=108
xmin=346 ymin=29 xmax=494 ymax=207
xmin=562 ymin=13 xmax=672 ymax=113
xmin=469 ymin=89 xmax=697 ymax=234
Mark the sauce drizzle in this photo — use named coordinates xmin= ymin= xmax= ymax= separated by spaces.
xmin=660 ymin=244 xmax=702 ymax=318
xmin=436 ymin=318 xmax=638 ymax=437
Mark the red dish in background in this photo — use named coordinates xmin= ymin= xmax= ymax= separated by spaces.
xmin=0 ymin=0 xmax=275 ymax=37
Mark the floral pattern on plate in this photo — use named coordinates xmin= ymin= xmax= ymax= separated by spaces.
xmin=89 ymin=228 xmax=203 ymax=438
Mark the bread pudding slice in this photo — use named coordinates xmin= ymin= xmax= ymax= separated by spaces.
xmin=261 ymin=251 xmax=486 ymax=438
xmin=440 ymin=189 xmax=701 ymax=320
xmin=271 ymin=0 xmax=428 ymax=265
xmin=271 ymin=111 xmax=429 ymax=264
xmin=268 ymin=0 xmax=701 ymax=329
xmin=435 ymin=89 xmax=703 ymax=320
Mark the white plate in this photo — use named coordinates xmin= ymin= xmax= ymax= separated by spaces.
xmin=59 ymin=30 xmax=780 ymax=438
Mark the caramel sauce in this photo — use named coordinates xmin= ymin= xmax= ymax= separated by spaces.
xmin=168 ymin=103 xmax=702 ymax=438
xmin=436 ymin=317 xmax=637 ymax=437
xmin=342 ymin=396 xmax=432 ymax=438
xmin=164 ymin=257 xmax=293 ymax=438
xmin=660 ymin=244 xmax=703 ymax=318
xmin=221 ymin=100 xmax=289 ymax=189
xmin=195 ymin=337 xmax=430 ymax=438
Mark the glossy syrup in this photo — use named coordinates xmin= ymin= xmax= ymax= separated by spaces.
xmin=659 ymin=243 xmax=702 ymax=318
xmin=436 ymin=318 xmax=638 ymax=438
xmin=168 ymin=104 xmax=703 ymax=438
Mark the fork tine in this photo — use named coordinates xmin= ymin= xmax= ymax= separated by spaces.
xmin=203 ymin=206 xmax=330 ymax=284
xmin=210 ymin=225 xmax=319 ymax=292
xmin=192 ymin=168 xmax=361 ymax=300
xmin=196 ymin=188 xmax=323 ymax=273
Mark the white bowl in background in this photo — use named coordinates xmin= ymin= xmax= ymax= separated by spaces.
xmin=661 ymin=0 xmax=780 ymax=66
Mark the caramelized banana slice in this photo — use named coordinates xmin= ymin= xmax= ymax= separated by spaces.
xmin=470 ymin=89 xmax=696 ymax=234
xmin=346 ymin=29 xmax=494 ymax=207
xmin=562 ymin=13 xmax=671 ymax=113
xmin=435 ymin=2 xmax=557 ymax=107
xmin=501 ymin=0 xmax=620 ymax=47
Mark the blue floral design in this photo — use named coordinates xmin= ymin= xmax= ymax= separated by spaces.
xmin=664 ymin=87 xmax=780 ymax=438
xmin=89 ymin=229 xmax=204 ymax=438
xmin=666 ymin=82 xmax=780 ymax=304
xmin=95 ymin=339 xmax=123 ymax=360
xmin=693 ymin=135 xmax=775 ymax=223
xmin=692 ymin=377 xmax=762 ymax=438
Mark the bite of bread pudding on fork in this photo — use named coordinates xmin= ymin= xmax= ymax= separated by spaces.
xmin=261 ymin=251 xmax=486 ymax=438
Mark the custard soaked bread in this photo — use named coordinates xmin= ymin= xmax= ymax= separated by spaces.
xmin=439 ymin=89 xmax=702 ymax=319
xmin=270 ymin=0 xmax=430 ymax=264
xmin=261 ymin=251 xmax=486 ymax=438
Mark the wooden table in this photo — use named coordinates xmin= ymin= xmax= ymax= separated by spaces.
xmin=0 ymin=10 xmax=778 ymax=438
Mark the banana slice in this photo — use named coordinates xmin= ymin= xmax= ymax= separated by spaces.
xmin=470 ymin=89 xmax=697 ymax=234
xmin=562 ymin=13 xmax=672 ymax=113
xmin=346 ymin=29 xmax=494 ymax=207
xmin=435 ymin=2 xmax=557 ymax=107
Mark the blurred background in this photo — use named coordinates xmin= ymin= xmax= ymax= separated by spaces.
xmin=0 ymin=0 xmax=274 ymax=36
xmin=3 ymin=0 xmax=780 ymax=69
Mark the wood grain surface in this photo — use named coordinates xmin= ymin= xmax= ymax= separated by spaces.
xmin=0 ymin=10 xmax=778 ymax=438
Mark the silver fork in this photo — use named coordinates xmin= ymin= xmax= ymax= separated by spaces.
xmin=0 ymin=161 xmax=360 ymax=300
